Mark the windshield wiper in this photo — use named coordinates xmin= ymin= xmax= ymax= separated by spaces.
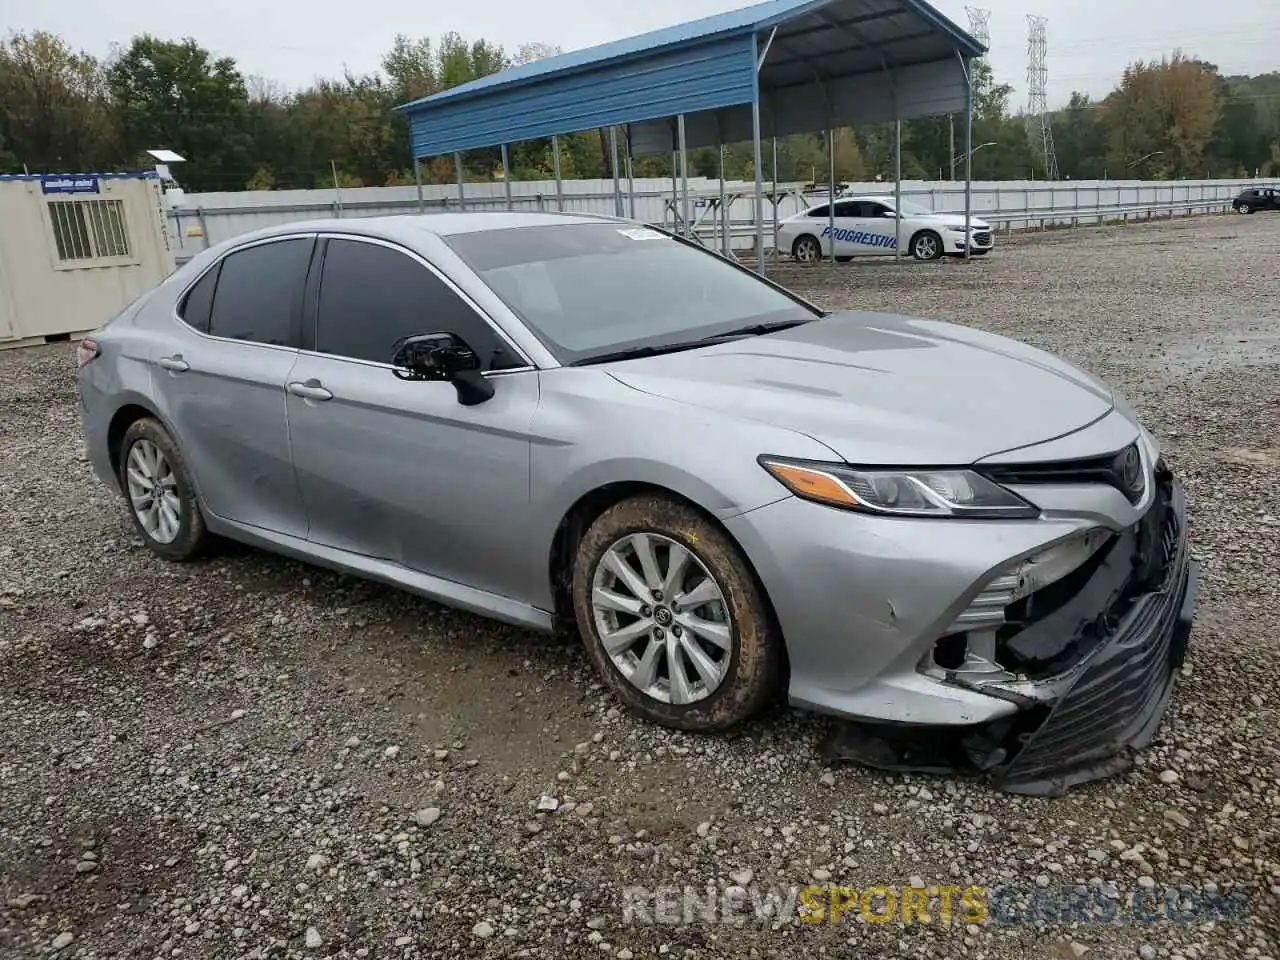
xmin=697 ymin=317 xmax=815 ymax=343
xmin=571 ymin=317 xmax=818 ymax=367
xmin=570 ymin=341 xmax=714 ymax=366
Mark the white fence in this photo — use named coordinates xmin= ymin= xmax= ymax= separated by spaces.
xmin=166 ymin=177 xmax=1262 ymax=263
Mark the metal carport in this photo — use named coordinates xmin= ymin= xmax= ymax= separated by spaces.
xmin=393 ymin=0 xmax=986 ymax=270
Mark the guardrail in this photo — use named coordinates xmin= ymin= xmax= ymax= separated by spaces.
xmin=687 ymin=194 xmax=1242 ymax=256
xmin=167 ymin=179 xmax=1257 ymax=264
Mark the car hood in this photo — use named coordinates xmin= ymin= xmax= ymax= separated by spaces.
xmin=926 ymin=213 xmax=991 ymax=230
xmin=604 ymin=312 xmax=1114 ymax=464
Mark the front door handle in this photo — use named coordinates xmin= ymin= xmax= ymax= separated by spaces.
xmin=158 ymin=355 xmax=189 ymax=372
xmin=287 ymin=379 xmax=333 ymax=401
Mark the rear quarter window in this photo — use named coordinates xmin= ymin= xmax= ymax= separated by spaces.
xmin=178 ymin=263 xmax=220 ymax=333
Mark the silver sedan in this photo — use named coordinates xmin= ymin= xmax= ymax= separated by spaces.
xmin=77 ymin=213 xmax=1196 ymax=794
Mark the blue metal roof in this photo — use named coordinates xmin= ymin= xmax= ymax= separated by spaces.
xmin=398 ymin=0 xmax=983 ymax=158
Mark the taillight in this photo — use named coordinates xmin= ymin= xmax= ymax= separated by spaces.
xmin=76 ymin=338 xmax=100 ymax=368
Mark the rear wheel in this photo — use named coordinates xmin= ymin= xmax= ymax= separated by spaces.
xmin=571 ymin=495 xmax=782 ymax=732
xmin=792 ymin=235 xmax=822 ymax=263
xmin=910 ymin=230 xmax=943 ymax=261
xmin=118 ymin=418 xmax=210 ymax=561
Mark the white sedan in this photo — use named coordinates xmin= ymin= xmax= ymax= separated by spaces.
xmin=776 ymin=195 xmax=994 ymax=262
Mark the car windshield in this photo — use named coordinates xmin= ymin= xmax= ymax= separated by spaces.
xmin=445 ymin=223 xmax=818 ymax=364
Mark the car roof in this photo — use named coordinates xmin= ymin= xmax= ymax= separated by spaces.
xmin=225 ymin=211 xmax=628 ymax=246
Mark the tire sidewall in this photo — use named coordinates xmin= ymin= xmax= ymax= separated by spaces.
xmin=118 ymin=418 xmax=207 ymax=560
xmin=571 ymin=498 xmax=777 ymax=731
xmin=793 ymin=235 xmax=820 ymax=263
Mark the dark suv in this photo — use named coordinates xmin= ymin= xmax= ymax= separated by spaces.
xmin=1233 ymin=187 xmax=1280 ymax=214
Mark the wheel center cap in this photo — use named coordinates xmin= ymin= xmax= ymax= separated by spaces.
xmin=653 ymin=606 xmax=673 ymax=627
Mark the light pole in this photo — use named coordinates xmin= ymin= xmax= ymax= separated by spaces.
xmin=1127 ymin=150 xmax=1164 ymax=171
xmin=950 ymin=141 xmax=997 ymax=168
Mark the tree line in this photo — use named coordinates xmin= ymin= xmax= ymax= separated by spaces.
xmin=2 ymin=29 xmax=1278 ymax=193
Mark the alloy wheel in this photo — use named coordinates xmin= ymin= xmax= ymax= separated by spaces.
xmin=126 ymin=438 xmax=182 ymax=544
xmin=590 ymin=532 xmax=733 ymax=705
xmin=913 ymin=233 xmax=940 ymax=259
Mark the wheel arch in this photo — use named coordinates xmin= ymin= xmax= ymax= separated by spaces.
xmin=546 ymin=481 xmax=784 ymax=672
xmin=107 ymin=398 xmax=165 ymax=478
xmin=908 ymin=228 xmax=942 ymax=259
xmin=791 ymin=232 xmax=823 ymax=260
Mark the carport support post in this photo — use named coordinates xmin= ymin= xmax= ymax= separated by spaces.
xmin=609 ymin=126 xmax=624 ymax=217
xmin=751 ymin=33 xmax=765 ymax=273
xmin=894 ymin=120 xmax=902 ymax=262
xmin=551 ymin=135 xmax=564 ymax=212
xmin=677 ymin=114 xmax=690 ymax=236
xmin=963 ymin=56 xmax=974 ymax=261
xmin=413 ymin=157 xmax=424 ymax=213
xmin=454 ymin=153 xmax=465 ymax=211
xmin=717 ymin=139 xmax=728 ymax=257
xmin=501 ymin=144 xmax=513 ymax=211
xmin=827 ymin=128 xmax=836 ymax=265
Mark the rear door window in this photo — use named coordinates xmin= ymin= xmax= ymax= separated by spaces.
xmin=207 ymin=238 xmax=312 ymax=346
xmin=314 ymin=237 xmax=521 ymax=369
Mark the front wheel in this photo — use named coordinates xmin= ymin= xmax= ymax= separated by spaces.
xmin=118 ymin=417 xmax=210 ymax=561
xmin=792 ymin=234 xmax=822 ymax=263
xmin=910 ymin=230 xmax=943 ymax=261
xmin=571 ymin=495 xmax=782 ymax=732
xmin=1236 ymin=204 xmax=1254 ymax=215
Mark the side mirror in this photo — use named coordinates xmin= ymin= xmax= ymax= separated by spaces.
xmin=391 ymin=332 xmax=495 ymax=406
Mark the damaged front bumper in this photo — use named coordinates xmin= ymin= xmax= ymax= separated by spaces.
xmin=821 ymin=464 xmax=1197 ymax=795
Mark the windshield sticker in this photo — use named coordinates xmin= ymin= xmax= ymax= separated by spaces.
xmin=616 ymin=227 xmax=667 ymax=241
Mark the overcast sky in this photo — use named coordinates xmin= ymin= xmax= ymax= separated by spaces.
xmin=3 ymin=0 xmax=1276 ymax=108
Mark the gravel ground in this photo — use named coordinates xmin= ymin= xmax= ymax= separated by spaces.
xmin=1 ymin=212 xmax=1277 ymax=960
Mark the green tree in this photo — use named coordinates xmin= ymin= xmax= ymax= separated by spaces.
xmin=1053 ymin=93 xmax=1107 ymax=179
xmin=0 ymin=30 xmax=118 ymax=173
xmin=1102 ymin=52 xmax=1223 ymax=178
xmin=107 ymin=35 xmax=251 ymax=190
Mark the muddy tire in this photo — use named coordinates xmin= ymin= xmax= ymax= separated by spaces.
xmin=571 ymin=494 xmax=782 ymax=732
xmin=118 ymin=417 xmax=210 ymax=561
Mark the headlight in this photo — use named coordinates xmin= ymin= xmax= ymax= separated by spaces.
xmin=945 ymin=225 xmax=968 ymax=233
xmin=758 ymin=457 xmax=1039 ymax=519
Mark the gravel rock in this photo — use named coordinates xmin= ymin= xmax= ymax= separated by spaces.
xmin=305 ymin=927 xmax=323 ymax=949
xmin=412 ymin=806 xmax=442 ymax=827
xmin=473 ymin=920 xmax=496 ymax=938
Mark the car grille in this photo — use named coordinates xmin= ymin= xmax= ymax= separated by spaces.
xmin=995 ymin=476 xmax=1190 ymax=792
xmin=980 ymin=443 xmax=1146 ymax=504
xmin=973 ymin=231 xmax=992 ymax=246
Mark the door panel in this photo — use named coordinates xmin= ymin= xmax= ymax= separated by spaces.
xmin=146 ymin=236 xmax=313 ymax=536
xmin=147 ymin=327 xmax=307 ymax=536
xmin=829 ymin=201 xmax=897 ymax=257
xmin=288 ymin=234 xmax=540 ymax=603
xmin=286 ymin=355 xmax=539 ymax=600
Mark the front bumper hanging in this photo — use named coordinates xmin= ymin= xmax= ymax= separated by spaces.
xmin=824 ymin=470 xmax=1198 ymax=796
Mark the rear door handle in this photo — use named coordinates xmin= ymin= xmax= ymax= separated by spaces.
xmin=287 ymin=379 xmax=333 ymax=401
xmin=158 ymin=355 xmax=189 ymax=372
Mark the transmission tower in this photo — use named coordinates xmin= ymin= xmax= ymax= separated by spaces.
xmin=965 ymin=6 xmax=990 ymax=52
xmin=1026 ymin=15 xmax=1060 ymax=180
